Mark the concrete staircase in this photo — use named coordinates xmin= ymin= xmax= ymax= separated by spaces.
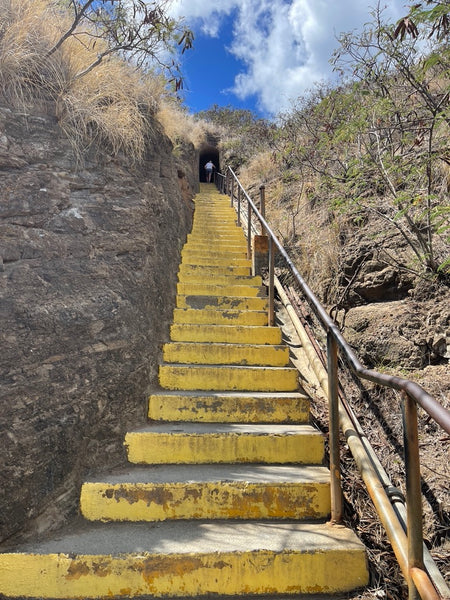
xmin=0 ymin=184 xmax=369 ymax=598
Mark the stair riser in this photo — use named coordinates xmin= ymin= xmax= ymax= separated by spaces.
xmin=80 ymin=482 xmax=331 ymax=522
xmin=125 ymin=432 xmax=324 ymax=464
xmin=180 ymin=257 xmax=251 ymax=267
xmin=148 ymin=394 xmax=310 ymax=423
xmin=177 ymin=283 xmax=266 ymax=297
xmin=172 ymin=309 xmax=268 ymax=326
xmin=187 ymin=232 xmax=245 ymax=240
xmin=178 ymin=265 xmax=251 ymax=276
xmin=185 ymin=241 xmax=247 ymax=250
xmin=159 ymin=365 xmax=298 ymax=392
xmin=177 ymin=274 xmax=262 ymax=287
xmin=170 ymin=324 xmax=281 ymax=344
xmin=162 ymin=343 xmax=289 ymax=366
xmin=0 ymin=549 xmax=368 ymax=597
xmin=181 ymin=250 xmax=249 ymax=260
xmin=176 ymin=295 xmax=268 ymax=311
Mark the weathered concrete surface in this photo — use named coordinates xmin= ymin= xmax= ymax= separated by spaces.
xmin=0 ymin=105 xmax=195 ymax=542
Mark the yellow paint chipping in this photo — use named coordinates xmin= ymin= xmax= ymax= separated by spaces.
xmin=0 ymin=549 xmax=368 ymax=597
xmin=125 ymin=429 xmax=324 ymax=465
xmin=80 ymin=481 xmax=331 ymax=522
xmin=148 ymin=393 xmax=310 ymax=423
xmin=158 ymin=364 xmax=298 ymax=392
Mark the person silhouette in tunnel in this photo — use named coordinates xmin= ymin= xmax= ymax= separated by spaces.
xmin=204 ymin=160 xmax=215 ymax=183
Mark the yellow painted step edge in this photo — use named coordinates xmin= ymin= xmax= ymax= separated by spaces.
xmin=170 ymin=324 xmax=281 ymax=344
xmin=158 ymin=364 xmax=298 ymax=392
xmin=171 ymin=309 xmax=268 ymax=326
xmin=148 ymin=393 xmax=310 ymax=423
xmin=0 ymin=547 xmax=368 ymax=597
xmin=162 ymin=342 xmax=290 ymax=366
xmin=125 ymin=428 xmax=324 ymax=464
xmin=80 ymin=481 xmax=331 ymax=521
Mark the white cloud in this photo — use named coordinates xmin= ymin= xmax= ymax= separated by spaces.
xmin=169 ymin=0 xmax=407 ymax=115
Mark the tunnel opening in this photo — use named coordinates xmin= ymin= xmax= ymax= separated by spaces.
xmin=199 ymin=145 xmax=220 ymax=183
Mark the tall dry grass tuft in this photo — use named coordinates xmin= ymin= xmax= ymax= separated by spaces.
xmin=157 ymin=102 xmax=215 ymax=150
xmin=58 ymin=62 xmax=153 ymax=163
xmin=0 ymin=0 xmax=170 ymax=162
xmin=0 ymin=0 xmax=70 ymax=106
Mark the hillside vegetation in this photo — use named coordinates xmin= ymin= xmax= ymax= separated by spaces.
xmin=0 ymin=0 xmax=209 ymax=159
xmin=0 ymin=1 xmax=448 ymax=597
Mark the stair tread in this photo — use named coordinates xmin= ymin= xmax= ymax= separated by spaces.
xmin=7 ymin=520 xmax=364 ymax=555
xmin=83 ymin=464 xmax=330 ymax=484
xmin=149 ymin=390 xmax=307 ymax=399
xmin=127 ymin=423 xmax=319 ymax=435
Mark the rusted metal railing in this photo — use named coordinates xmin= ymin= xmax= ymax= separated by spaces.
xmin=218 ymin=166 xmax=450 ymax=600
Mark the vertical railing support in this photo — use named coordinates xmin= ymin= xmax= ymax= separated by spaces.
xmin=327 ymin=332 xmax=343 ymax=523
xmin=237 ymin=186 xmax=241 ymax=226
xmin=402 ymin=391 xmax=423 ymax=600
xmin=259 ymin=185 xmax=266 ymax=235
xmin=230 ymin=177 xmax=235 ymax=208
xmin=247 ymin=202 xmax=252 ymax=261
xmin=268 ymin=237 xmax=275 ymax=326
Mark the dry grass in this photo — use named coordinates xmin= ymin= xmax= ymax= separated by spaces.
xmin=157 ymin=102 xmax=212 ymax=150
xmin=0 ymin=0 xmax=186 ymax=162
xmin=240 ymin=157 xmax=342 ymax=303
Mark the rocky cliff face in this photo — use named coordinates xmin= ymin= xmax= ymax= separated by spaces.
xmin=0 ymin=105 xmax=195 ymax=542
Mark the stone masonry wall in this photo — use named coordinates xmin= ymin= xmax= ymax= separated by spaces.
xmin=0 ymin=105 xmax=195 ymax=542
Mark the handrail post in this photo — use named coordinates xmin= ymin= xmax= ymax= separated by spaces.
xmin=230 ymin=176 xmax=235 ymax=207
xmin=402 ymin=391 xmax=423 ymax=600
xmin=237 ymin=186 xmax=241 ymax=226
xmin=327 ymin=331 xmax=343 ymax=523
xmin=268 ymin=237 xmax=275 ymax=326
xmin=247 ymin=202 xmax=252 ymax=260
xmin=259 ymin=185 xmax=266 ymax=235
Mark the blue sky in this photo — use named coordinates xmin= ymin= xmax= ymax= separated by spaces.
xmin=169 ymin=0 xmax=408 ymax=118
xmin=180 ymin=11 xmax=261 ymax=116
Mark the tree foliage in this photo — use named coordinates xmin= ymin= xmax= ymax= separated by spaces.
xmin=272 ymin=4 xmax=449 ymax=277
xmin=50 ymin=0 xmax=193 ymax=86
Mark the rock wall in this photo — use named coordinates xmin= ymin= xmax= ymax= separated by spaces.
xmin=0 ymin=105 xmax=195 ymax=542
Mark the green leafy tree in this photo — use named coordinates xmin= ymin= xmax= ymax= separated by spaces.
xmin=331 ymin=5 xmax=449 ymax=274
xmin=273 ymin=5 xmax=448 ymax=276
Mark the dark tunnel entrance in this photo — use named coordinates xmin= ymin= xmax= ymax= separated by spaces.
xmin=199 ymin=145 xmax=220 ymax=183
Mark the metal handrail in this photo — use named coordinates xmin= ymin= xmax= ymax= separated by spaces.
xmin=218 ymin=166 xmax=450 ymax=600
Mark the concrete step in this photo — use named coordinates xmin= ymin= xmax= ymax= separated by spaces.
xmin=125 ymin=423 xmax=324 ymax=465
xmin=177 ymin=282 xmax=266 ymax=297
xmin=0 ymin=521 xmax=368 ymax=598
xmin=170 ymin=323 xmax=281 ymax=344
xmin=177 ymin=273 xmax=262 ymax=287
xmin=189 ymin=228 xmax=241 ymax=237
xmin=178 ymin=264 xmax=251 ymax=276
xmin=148 ymin=391 xmax=310 ymax=423
xmin=162 ymin=342 xmax=289 ymax=366
xmin=176 ymin=294 xmax=268 ymax=311
xmin=80 ymin=464 xmax=331 ymax=522
xmin=172 ymin=308 xmax=268 ymax=326
xmin=187 ymin=231 xmax=245 ymax=240
xmin=183 ymin=243 xmax=248 ymax=254
xmin=185 ymin=240 xmax=247 ymax=249
xmin=180 ymin=254 xmax=251 ymax=266
xmin=158 ymin=364 xmax=298 ymax=391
